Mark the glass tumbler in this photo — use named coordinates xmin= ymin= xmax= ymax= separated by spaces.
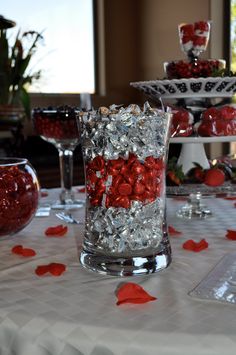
xmin=78 ymin=103 xmax=172 ymax=276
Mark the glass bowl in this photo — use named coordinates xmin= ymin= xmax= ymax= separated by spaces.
xmin=32 ymin=107 xmax=79 ymax=145
xmin=164 ymin=59 xmax=226 ymax=79
xmin=0 ymin=158 xmax=40 ymax=237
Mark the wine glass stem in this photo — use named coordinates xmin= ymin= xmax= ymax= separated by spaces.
xmin=58 ymin=148 xmax=74 ymax=203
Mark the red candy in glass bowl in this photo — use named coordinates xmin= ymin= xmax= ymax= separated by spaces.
xmin=32 ymin=107 xmax=79 ymax=143
xmin=0 ymin=158 xmax=40 ymax=237
xmin=164 ymin=20 xmax=225 ymax=79
xmin=178 ymin=21 xmax=211 ymax=57
xmin=164 ymin=59 xmax=225 ymax=79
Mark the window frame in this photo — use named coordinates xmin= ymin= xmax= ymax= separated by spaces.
xmin=29 ymin=0 xmax=105 ymax=108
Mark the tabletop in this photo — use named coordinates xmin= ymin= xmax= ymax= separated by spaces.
xmin=0 ymin=188 xmax=236 ymax=355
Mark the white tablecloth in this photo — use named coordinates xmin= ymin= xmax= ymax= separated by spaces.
xmin=0 ymin=188 xmax=236 ymax=355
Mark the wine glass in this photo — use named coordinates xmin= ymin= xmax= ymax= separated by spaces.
xmin=178 ymin=21 xmax=211 ymax=59
xmin=32 ymin=106 xmax=83 ymax=209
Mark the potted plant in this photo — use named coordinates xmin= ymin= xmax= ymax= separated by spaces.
xmin=0 ymin=15 xmax=43 ymax=154
xmin=0 ymin=15 xmax=43 ymax=125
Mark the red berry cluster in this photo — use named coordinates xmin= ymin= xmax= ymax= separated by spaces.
xmin=165 ymin=59 xmax=222 ymax=79
xmin=197 ymin=106 xmax=236 ymax=136
xmin=171 ymin=108 xmax=193 ymax=137
xmin=0 ymin=166 xmax=39 ymax=236
xmin=86 ymin=154 xmax=164 ymax=209
xmin=33 ymin=111 xmax=79 ymax=140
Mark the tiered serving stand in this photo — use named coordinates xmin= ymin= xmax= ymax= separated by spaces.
xmin=130 ymin=76 xmax=236 ymax=218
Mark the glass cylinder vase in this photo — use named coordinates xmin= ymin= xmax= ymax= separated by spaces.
xmin=79 ymin=103 xmax=172 ymax=276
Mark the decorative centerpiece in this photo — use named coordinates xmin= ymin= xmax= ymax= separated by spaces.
xmin=130 ymin=21 xmax=236 ymax=221
xmin=164 ymin=21 xmax=225 ymax=79
xmin=0 ymin=158 xmax=39 ymax=237
xmin=78 ymin=102 xmax=172 ymax=276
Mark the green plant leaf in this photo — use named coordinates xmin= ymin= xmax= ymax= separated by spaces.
xmin=0 ymin=28 xmax=43 ymax=113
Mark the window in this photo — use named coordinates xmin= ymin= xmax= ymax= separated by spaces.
xmin=1 ymin=0 xmax=95 ymax=94
xmin=230 ymin=0 xmax=236 ymax=71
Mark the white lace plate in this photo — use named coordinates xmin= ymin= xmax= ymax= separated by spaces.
xmin=130 ymin=77 xmax=236 ymax=100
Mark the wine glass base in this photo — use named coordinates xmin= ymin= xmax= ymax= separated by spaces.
xmin=176 ymin=193 xmax=212 ymax=219
xmin=176 ymin=204 xmax=212 ymax=219
xmin=51 ymin=199 xmax=84 ymax=210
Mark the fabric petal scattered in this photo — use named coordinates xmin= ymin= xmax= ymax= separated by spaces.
xmin=225 ymin=229 xmax=236 ymax=240
xmin=11 ymin=245 xmax=36 ymax=257
xmin=77 ymin=187 xmax=86 ymax=193
xmin=35 ymin=263 xmax=66 ymax=277
xmin=48 ymin=263 xmax=66 ymax=276
xmin=11 ymin=245 xmax=23 ymax=255
xmin=35 ymin=265 xmax=50 ymax=276
xmin=182 ymin=238 xmax=208 ymax=252
xmin=168 ymin=225 xmax=182 ymax=236
xmin=45 ymin=225 xmax=68 ymax=237
xmin=21 ymin=248 xmax=36 ymax=257
xmin=116 ymin=282 xmax=157 ymax=305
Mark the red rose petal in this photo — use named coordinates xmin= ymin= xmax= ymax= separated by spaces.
xmin=21 ymin=248 xmax=37 ymax=257
xmin=48 ymin=262 xmax=66 ymax=276
xmin=77 ymin=187 xmax=86 ymax=193
xmin=11 ymin=245 xmax=23 ymax=255
xmin=182 ymin=239 xmax=196 ymax=251
xmin=45 ymin=225 xmax=68 ymax=237
xmin=35 ymin=265 xmax=50 ymax=276
xmin=195 ymin=239 xmax=209 ymax=252
xmin=11 ymin=245 xmax=36 ymax=257
xmin=116 ymin=282 xmax=157 ymax=306
xmin=225 ymin=230 xmax=236 ymax=240
xmin=40 ymin=191 xmax=48 ymax=197
xmin=182 ymin=239 xmax=208 ymax=252
xmin=35 ymin=263 xmax=66 ymax=277
xmin=168 ymin=225 xmax=182 ymax=236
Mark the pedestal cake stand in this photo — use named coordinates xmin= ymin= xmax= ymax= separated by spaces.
xmin=130 ymin=77 xmax=236 ymax=218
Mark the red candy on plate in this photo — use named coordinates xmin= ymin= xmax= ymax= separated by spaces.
xmin=170 ymin=108 xmax=193 ymax=138
xmin=197 ymin=106 xmax=236 ymax=137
